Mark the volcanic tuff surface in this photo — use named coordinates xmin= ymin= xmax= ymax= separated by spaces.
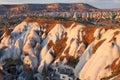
xmin=0 ymin=19 xmax=120 ymax=80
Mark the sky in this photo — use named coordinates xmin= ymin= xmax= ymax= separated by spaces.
xmin=0 ymin=0 xmax=120 ymax=9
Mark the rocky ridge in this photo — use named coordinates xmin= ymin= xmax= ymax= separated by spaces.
xmin=0 ymin=19 xmax=120 ymax=80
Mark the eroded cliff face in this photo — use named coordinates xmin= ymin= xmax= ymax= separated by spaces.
xmin=0 ymin=19 xmax=120 ymax=80
xmin=0 ymin=3 xmax=97 ymax=15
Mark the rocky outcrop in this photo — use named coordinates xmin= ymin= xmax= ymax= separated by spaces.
xmin=0 ymin=20 xmax=120 ymax=80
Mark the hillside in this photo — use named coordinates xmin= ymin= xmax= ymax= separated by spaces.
xmin=0 ymin=18 xmax=120 ymax=80
xmin=0 ymin=3 xmax=98 ymax=15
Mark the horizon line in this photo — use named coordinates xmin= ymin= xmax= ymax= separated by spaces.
xmin=0 ymin=2 xmax=120 ymax=9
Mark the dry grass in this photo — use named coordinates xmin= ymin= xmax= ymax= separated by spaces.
xmin=45 ymin=21 xmax=73 ymax=33
xmin=83 ymin=25 xmax=120 ymax=45
xmin=111 ymin=57 xmax=120 ymax=74
xmin=84 ymin=26 xmax=98 ymax=44
xmin=24 ymin=17 xmax=73 ymax=33
xmin=64 ymin=47 xmax=70 ymax=55
xmin=47 ymin=40 xmax=54 ymax=50
xmin=71 ymin=23 xmax=78 ymax=29
xmin=109 ymin=31 xmax=120 ymax=42
xmin=59 ymin=21 xmax=73 ymax=28
xmin=53 ymin=36 xmax=67 ymax=60
xmin=54 ymin=37 xmax=77 ymax=62
xmin=0 ymin=26 xmax=11 ymax=42
xmin=59 ymin=56 xmax=66 ymax=61
xmin=114 ymin=31 xmax=120 ymax=36
xmin=45 ymin=23 xmax=56 ymax=33
xmin=102 ymin=57 xmax=120 ymax=80
xmin=3 ymin=26 xmax=11 ymax=37
xmin=92 ymin=39 xmax=106 ymax=54
xmin=24 ymin=17 xmax=73 ymax=27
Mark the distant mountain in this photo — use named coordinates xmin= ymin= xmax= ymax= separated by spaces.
xmin=0 ymin=3 xmax=98 ymax=15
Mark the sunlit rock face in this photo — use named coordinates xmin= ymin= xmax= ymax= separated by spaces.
xmin=76 ymin=29 xmax=120 ymax=80
xmin=0 ymin=20 xmax=120 ymax=80
xmin=0 ymin=22 xmax=41 ymax=67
